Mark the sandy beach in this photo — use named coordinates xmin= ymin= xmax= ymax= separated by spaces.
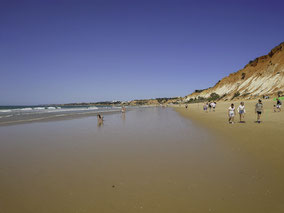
xmin=174 ymin=99 xmax=284 ymax=165
xmin=175 ymin=99 xmax=284 ymax=211
xmin=1 ymin=106 xmax=284 ymax=212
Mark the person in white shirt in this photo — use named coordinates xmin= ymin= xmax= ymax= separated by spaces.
xmin=211 ymin=102 xmax=216 ymax=112
xmin=208 ymin=102 xmax=212 ymax=112
xmin=237 ymin=102 xmax=246 ymax=123
xmin=228 ymin=103 xmax=236 ymax=124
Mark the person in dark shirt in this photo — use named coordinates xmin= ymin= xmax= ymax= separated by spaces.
xmin=255 ymin=99 xmax=263 ymax=123
xmin=276 ymin=98 xmax=282 ymax=112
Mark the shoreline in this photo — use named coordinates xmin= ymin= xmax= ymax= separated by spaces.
xmin=0 ymin=110 xmax=122 ymax=127
xmin=0 ymin=105 xmax=156 ymax=127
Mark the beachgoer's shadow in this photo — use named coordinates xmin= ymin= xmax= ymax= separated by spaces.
xmin=122 ymin=113 xmax=126 ymax=121
xmin=121 ymin=113 xmax=126 ymax=125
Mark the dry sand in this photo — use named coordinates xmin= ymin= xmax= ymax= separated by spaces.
xmin=175 ymin=99 xmax=284 ymax=173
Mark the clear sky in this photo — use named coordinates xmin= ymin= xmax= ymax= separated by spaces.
xmin=1 ymin=0 xmax=284 ymax=105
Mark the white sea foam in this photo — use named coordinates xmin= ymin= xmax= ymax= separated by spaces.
xmin=87 ymin=107 xmax=98 ymax=110
xmin=47 ymin=107 xmax=56 ymax=110
xmin=0 ymin=115 xmax=13 ymax=119
xmin=20 ymin=108 xmax=33 ymax=111
xmin=54 ymin=114 xmax=66 ymax=117
xmin=0 ymin=110 xmax=12 ymax=113
xmin=0 ymin=106 xmax=117 ymax=119
xmin=34 ymin=107 xmax=45 ymax=110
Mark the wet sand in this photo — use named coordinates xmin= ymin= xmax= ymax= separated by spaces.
xmin=1 ymin=107 xmax=284 ymax=212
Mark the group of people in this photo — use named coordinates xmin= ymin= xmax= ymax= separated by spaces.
xmin=228 ymin=98 xmax=282 ymax=124
xmin=97 ymin=106 xmax=126 ymax=126
xmin=203 ymin=102 xmax=217 ymax=112
xmin=201 ymin=98 xmax=282 ymax=124
xmin=228 ymin=101 xmax=247 ymax=124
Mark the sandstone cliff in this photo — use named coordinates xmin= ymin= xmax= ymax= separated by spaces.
xmin=185 ymin=42 xmax=284 ymax=101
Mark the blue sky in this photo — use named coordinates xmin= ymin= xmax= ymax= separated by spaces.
xmin=1 ymin=0 xmax=284 ymax=105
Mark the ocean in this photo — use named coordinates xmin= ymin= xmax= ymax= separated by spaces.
xmin=0 ymin=105 xmax=137 ymax=125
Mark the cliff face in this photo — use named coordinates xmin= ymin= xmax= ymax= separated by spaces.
xmin=185 ymin=42 xmax=284 ymax=101
xmin=128 ymin=97 xmax=182 ymax=106
xmin=128 ymin=99 xmax=159 ymax=106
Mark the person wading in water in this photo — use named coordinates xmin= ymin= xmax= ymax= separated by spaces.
xmin=97 ymin=114 xmax=103 ymax=126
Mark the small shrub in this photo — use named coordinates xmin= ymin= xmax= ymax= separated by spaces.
xmin=209 ymin=93 xmax=220 ymax=101
xmin=197 ymin=96 xmax=206 ymax=101
xmin=232 ymin=91 xmax=240 ymax=99
xmin=242 ymin=93 xmax=250 ymax=97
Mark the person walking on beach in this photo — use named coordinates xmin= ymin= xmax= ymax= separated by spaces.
xmin=212 ymin=102 xmax=216 ymax=112
xmin=276 ymin=98 xmax=282 ymax=112
xmin=208 ymin=102 xmax=212 ymax=112
xmin=237 ymin=102 xmax=246 ymax=123
xmin=228 ymin=103 xmax=236 ymax=124
xmin=255 ymin=99 xmax=263 ymax=123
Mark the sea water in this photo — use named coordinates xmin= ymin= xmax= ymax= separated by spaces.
xmin=0 ymin=105 xmax=145 ymax=125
